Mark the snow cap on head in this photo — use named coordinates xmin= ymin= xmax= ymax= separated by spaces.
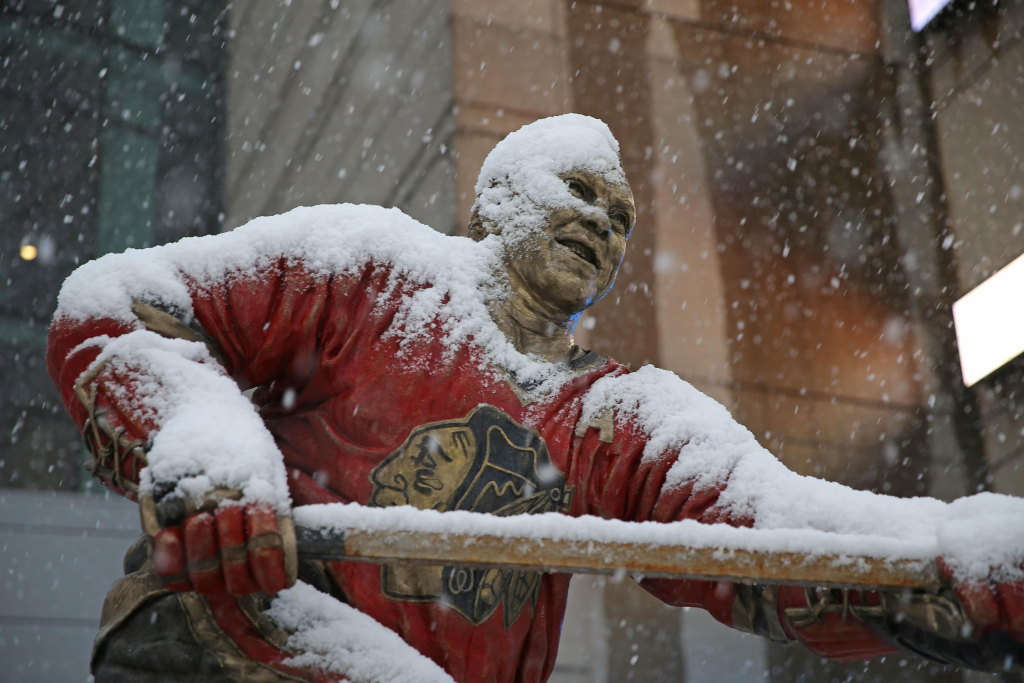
xmin=472 ymin=114 xmax=626 ymax=238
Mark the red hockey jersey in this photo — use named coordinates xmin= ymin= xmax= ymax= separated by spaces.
xmin=46 ymin=207 xmax=922 ymax=682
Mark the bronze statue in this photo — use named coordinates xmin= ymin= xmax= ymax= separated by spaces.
xmin=47 ymin=114 xmax=1023 ymax=682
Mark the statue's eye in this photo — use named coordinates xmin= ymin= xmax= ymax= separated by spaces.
xmin=567 ymin=179 xmax=587 ymax=199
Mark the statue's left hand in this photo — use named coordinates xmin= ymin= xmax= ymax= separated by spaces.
xmin=940 ymin=557 xmax=1024 ymax=644
xmin=140 ymin=490 xmax=297 ymax=597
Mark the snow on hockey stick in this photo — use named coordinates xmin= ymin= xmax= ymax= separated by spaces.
xmin=292 ymin=503 xmax=942 ymax=590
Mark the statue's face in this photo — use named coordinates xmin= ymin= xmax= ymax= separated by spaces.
xmin=504 ymin=170 xmax=635 ymax=317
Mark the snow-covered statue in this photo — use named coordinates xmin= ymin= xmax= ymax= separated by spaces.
xmin=48 ymin=114 xmax=1022 ymax=682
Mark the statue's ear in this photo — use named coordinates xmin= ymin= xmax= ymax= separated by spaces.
xmin=467 ymin=209 xmax=487 ymax=242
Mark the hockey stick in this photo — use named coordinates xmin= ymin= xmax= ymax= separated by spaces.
xmin=291 ymin=505 xmax=942 ymax=590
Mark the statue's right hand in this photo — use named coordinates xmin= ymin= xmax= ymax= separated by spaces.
xmin=140 ymin=490 xmax=295 ymax=597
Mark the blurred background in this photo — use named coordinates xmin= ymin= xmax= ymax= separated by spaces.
xmin=2 ymin=0 xmax=1023 ymax=681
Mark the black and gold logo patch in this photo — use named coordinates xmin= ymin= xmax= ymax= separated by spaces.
xmin=368 ymin=404 xmax=572 ymax=627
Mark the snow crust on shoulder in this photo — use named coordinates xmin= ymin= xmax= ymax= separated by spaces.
xmin=580 ymin=366 xmax=1024 ymax=580
xmin=473 ymin=113 xmax=626 ymax=238
xmin=56 ymin=203 xmax=575 ymax=392
xmin=55 ymin=204 xmax=486 ymax=326
xmin=267 ymin=582 xmax=455 ymax=683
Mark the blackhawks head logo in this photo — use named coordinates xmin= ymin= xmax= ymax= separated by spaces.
xmin=368 ymin=404 xmax=572 ymax=628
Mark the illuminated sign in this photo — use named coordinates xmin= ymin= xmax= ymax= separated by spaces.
xmin=953 ymin=251 xmax=1024 ymax=387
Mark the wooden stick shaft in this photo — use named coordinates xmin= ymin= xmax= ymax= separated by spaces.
xmin=295 ymin=525 xmax=941 ymax=590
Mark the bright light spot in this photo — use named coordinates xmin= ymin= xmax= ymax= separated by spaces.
xmin=908 ymin=0 xmax=952 ymax=31
xmin=282 ymin=387 xmax=297 ymax=410
xmin=953 ymin=251 xmax=1024 ymax=386
xmin=653 ymin=251 xmax=675 ymax=274
xmin=20 ymin=244 xmax=37 ymax=260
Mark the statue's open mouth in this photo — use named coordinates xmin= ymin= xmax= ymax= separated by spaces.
xmin=556 ymin=238 xmax=599 ymax=269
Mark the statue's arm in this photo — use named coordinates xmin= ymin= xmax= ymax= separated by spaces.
xmin=46 ymin=248 xmax=347 ymax=598
xmin=572 ymin=366 xmax=1023 ymax=671
xmin=46 ymin=257 xmax=333 ymax=496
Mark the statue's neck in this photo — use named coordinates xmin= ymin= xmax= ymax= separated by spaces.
xmin=487 ymin=283 xmax=577 ymax=365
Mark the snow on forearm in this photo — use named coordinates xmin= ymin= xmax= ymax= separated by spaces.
xmin=266 ymin=582 xmax=456 ymax=683
xmin=579 ymin=365 xmax=1024 ymax=581
xmin=89 ymin=331 xmax=291 ymax=511
xmin=940 ymin=494 xmax=1024 ymax=582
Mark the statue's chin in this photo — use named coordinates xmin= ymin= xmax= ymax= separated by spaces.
xmin=552 ymin=289 xmax=601 ymax=320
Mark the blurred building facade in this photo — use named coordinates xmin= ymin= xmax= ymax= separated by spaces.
xmin=2 ymin=0 xmax=1024 ymax=682
xmin=1 ymin=0 xmax=228 ymax=492
xmin=1 ymin=1 xmax=229 ymax=680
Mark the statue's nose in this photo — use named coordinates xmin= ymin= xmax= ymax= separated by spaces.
xmin=582 ymin=214 xmax=611 ymax=241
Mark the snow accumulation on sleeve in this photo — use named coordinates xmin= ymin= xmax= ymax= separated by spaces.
xmin=267 ymin=582 xmax=456 ymax=683
xmin=88 ymin=330 xmax=292 ymax=511
xmin=577 ymin=365 xmax=1024 ymax=582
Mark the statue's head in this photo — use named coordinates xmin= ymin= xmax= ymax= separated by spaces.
xmin=469 ymin=114 xmax=635 ymax=319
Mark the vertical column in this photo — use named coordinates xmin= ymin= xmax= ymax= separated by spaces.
xmin=97 ymin=128 xmax=159 ymax=253
xmin=449 ymin=0 xmax=575 ymax=233
xmin=565 ymin=8 xmax=683 ymax=682
xmin=644 ymin=15 xmax=733 ymax=408
xmin=877 ymin=0 xmax=987 ymax=499
xmin=97 ymin=0 xmax=165 ymax=254
xmin=566 ymin=2 xmax=660 ymax=370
